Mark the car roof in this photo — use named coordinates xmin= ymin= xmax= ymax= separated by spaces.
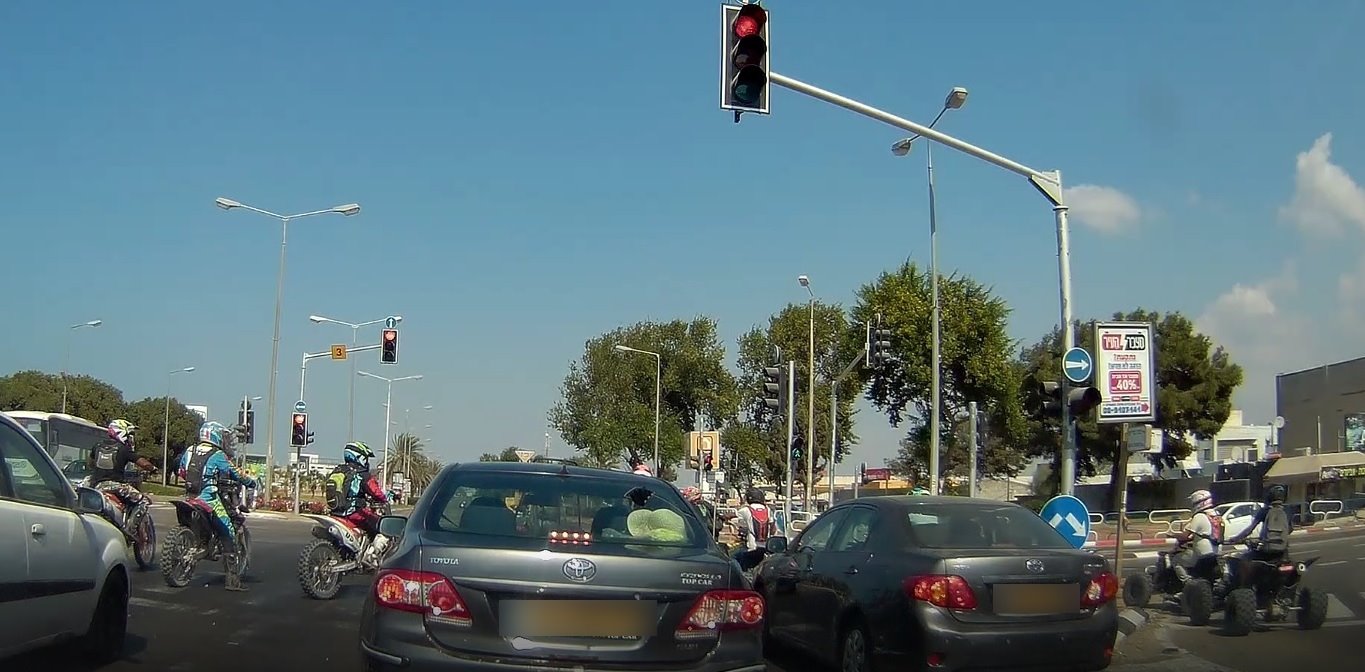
xmin=446 ymin=460 xmax=659 ymax=482
xmin=835 ymin=495 xmax=1026 ymax=511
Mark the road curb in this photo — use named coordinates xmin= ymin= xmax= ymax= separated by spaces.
xmin=1114 ymin=607 xmax=1149 ymax=651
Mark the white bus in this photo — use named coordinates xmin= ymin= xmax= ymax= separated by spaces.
xmin=6 ymin=410 xmax=108 ymax=469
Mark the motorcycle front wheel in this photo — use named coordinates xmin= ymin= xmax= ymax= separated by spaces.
xmin=298 ymin=539 xmax=344 ymax=600
xmin=235 ymin=525 xmax=252 ymax=578
xmin=132 ymin=507 xmax=157 ymax=570
xmin=160 ymin=527 xmax=198 ymax=588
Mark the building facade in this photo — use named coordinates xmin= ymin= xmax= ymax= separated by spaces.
xmin=1276 ymin=356 xmax=1365 ymax=455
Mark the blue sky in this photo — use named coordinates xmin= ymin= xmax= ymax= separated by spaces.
xmin=4 ymin=2 xmax=1364 ymax=470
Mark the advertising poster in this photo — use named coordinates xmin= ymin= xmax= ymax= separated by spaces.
xmin=1093 ymin=322 xmax=1157 ymax=424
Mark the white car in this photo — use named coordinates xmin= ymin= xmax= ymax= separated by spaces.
xmin=0 ymin=412 xmax=131 ymax=663
xmin=1213 ymin=501 xmax=1265 ymax=542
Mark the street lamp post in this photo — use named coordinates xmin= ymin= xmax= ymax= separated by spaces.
xmin=890 ymin=86 xmax=968 ymax=496
xmin=216 ymin=197 xmax=361 ymax=499
xmin=62 ymin=320 xmax=102 ymax=414
xmin=402 ymin=404 xmax=434 ymax=477
xmin=308 ymin=314 xmax=402 ymax=441
xmin=613 ymin=345 xmax=662 ymax=474
xmin=162 ymin=366 xmax=196 ymax=484
xmin=357 ymin=371 xmax=423 ymax=490
xmin=797 ymin=276 xmax=816 ymax=513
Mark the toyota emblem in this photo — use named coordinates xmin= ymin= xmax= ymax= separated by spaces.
xmin=1025 ymin=559 xmax=1045 ymax=574
xmin=562 ymin=557 xmax=597 ymax=583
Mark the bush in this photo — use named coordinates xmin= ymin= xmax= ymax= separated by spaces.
xmin=260 ymin=498 xmax=326 ymax=514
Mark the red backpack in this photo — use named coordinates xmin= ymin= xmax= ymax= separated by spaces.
xmin=749 ymin=505 xmax=776 ymax=542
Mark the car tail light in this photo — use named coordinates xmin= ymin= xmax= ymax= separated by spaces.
xmin=374 ymin=569 xmax=472 ymax=626
xmin=1081 ymin=572 xmax=1118 ymax=608
xmin=675 ymin=590 xmax=764 ymax=639
xmin=904 ymin=575 xmax=978 ymax=610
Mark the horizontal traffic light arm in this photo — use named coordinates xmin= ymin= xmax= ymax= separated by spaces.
xmin=305 ymin=343 xmax=380 ymax=360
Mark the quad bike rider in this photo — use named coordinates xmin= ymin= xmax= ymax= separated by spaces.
xmin=176 ymin=420 xmax=258 ymax=591
xmin=86 ymin=418 xmax=160 ymax=567
xmin=732 ymin=487 xmax=778 ymax=577
xmin=1219 ymin=483 xmax=1328 ymax=635
xmin=1123 ymin=489 xmax=1225 ymax=625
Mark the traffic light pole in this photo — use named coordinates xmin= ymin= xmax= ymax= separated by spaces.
xmin=767 ymin=71 xmax=1079 ymax=495
xmin=782 ymin=360 xmax=795 ymax=532
xmin=299 ymin=344 xmax=380 ymax=403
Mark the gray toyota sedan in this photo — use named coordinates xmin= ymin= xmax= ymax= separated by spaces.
xmin=358 ymin=461 xmax=766 ymax=672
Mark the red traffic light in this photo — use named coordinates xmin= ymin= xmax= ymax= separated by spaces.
xmin=293 ymin=413 xmax=306 ymax=425
xmin=383 ymin=329 xmax=397 ymax=341
xmin=732 ymin=4 xmax=766 ymax=38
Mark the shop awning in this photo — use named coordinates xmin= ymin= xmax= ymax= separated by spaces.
xmin=1264 ymin=451 xmax=1365 ymax=480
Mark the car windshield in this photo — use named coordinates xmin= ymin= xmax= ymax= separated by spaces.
xmin=422 ymin=469 xmax=710 ymax=558
xmin=901 ymin=502 xmax=1073 ymax=550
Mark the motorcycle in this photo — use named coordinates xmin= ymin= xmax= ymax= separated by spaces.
xmin=1221 ymin=541 xmax=1328 ymax=636
xmin=82 ymin=472 xmax=158 ymax=571
xmin=160 ymin=480 xmax=256 ymax=588
xmin=1122 ymin=543 xmax=1224 ymax=625
xmin=297 ymin=498 xmax=394 ymax=600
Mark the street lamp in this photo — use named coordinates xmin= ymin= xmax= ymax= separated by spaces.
xmin=797 ymin=275 xmax=816 ymax=513
xmin=613 ymin=344 xmax=662 ymax=474
xmin=216 ymin=196 xmax=361 ymax=498
xmin=356 ymin=371 xmax=423 ymax=490
xmin=308 ymin=314 xmax=402 ymax=440
xmin=162 ymin=366 xmax=196 ymax=484
xmin=62 ymin=319 xmax=102 ymax=414
xmin=890 ymin=86 xmax=968 ymax=496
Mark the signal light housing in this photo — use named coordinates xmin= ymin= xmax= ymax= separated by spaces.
xmin=381 ymin=328 xmax=399 ymax=365
xmin=720 ymin=3 xmax=770 ymax=115
xmin=290 ymin=412 xmax=308 ymax=448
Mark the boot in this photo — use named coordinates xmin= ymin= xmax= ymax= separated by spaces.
xmin=224 ymin=553 xmax=248 ymax=592
xmin=1173 ymin=564 xmax=1190 ymax=583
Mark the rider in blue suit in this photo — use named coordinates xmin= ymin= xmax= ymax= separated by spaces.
xmin=178 ymin=421 xmax=257 ymax=592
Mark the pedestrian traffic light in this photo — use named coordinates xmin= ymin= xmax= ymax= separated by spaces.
xmin=762 ymin=364 xmax=790 ymax=416
xmin=1039 ymin=381 xmax=1104 ymax=418
xmin=290 ymin=412 xmax=308 ymax=447
xmin=867 ymin=321 xmax=893 ymax=366
xmin=720 ymin=2 xmax=770 ymax=115
xmin=381 ymin=328 xmax=399 ymax=365
xmin=790 ymin=436 xmax=803 ymax=465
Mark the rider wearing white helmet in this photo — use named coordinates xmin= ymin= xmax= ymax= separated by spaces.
xmin=1174 ymin=489 xmax=1224 ymax=582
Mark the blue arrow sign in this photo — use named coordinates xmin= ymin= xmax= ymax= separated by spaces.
xmin=1039 ymin=495 xmax=1091 ymax=549
xmin=385 ymin=316 xmax=397 ymax=329
xmin=1062 ymin=347 xmax=1094 ymax=384
xmin=294 ymin=400 xmax=307 ymax=413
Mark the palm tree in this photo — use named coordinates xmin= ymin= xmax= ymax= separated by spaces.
xmin=382 ymin=432 xmax=441 ymax=495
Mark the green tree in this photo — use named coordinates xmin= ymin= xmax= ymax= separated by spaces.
xmin=550 ymin=317 xmax=739 ymax=470
xmin=851 ymin=262 xmax=1029 ymax=486
xmin=380 ymin=432 xmax=442 ymax=494
xmin=122 ymin=397 xmax=204 ymax=468
xmin=727 ymin=301 xmax=863 ymax=488
xmin=479 ymin=446 xmax=523 ymax=462
xmin=0 ymin=370 xmax=127 ymax=424
xmin=1019 ymin=310 xmax=1243 ymax=503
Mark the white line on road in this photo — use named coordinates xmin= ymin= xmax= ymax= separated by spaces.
xmin=1318 ymin=560 xmax=1348 ymax=566
xmin=1326 ymin=593 xmax=1353 ymax=620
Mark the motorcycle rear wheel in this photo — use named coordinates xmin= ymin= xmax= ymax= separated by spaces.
xmin=160 ymin=527 xmax=198 ymax=588
xmin=132 ymin=508 xmax=157 ymax=570
xmin=298 ymin=539 xmax=344 ymax=600
xmin=235 ymin=525 xmax=253 ymax=578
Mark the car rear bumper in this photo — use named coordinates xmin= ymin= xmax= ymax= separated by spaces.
xmin=880 ymin=604 xmax=1118 ymax=672
xmin=359 ymin=604 xmax=765 ymax=672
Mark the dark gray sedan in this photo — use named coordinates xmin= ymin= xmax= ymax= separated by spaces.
xmin=358 ymin=461 xmax=766 ymax=672
xmin=755 ymin=496 xmax=1119 ymax=672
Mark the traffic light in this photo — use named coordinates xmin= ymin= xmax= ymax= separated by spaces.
xmin=243 ymin=410 xmax=255 ymax=444
xmin=789 ymin=435 xmax=804 ymax=466
xmin=859 ymin=461 xmax=869 ymax=486
xmin=1039 ymin=381 xmax=1104 ymax=418
xmin=720 ymin=2 xmax=770 ymax=115
xmin=381 ymin=328 xmax=399 ymax=364
xmin=290 ymin=412 xmax=308 ymax=447
xmin=762 ymin=364 xmax=790 ymax=416
xmin=306 ymin=431 xmax=316 ymax=445
xmin=867 ymin=321 xmax=893 ymax=366
xmin=703 ymin=449 xmax=714 ymax=472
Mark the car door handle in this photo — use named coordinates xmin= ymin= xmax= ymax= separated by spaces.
xmin=30 ymin=523 xmax=46 ymax=537
xmin=844 ymin=566 xmax=859 ymax=575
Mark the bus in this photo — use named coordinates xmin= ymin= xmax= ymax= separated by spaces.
xmin=6 ymin=410 xmax=108 ymax=469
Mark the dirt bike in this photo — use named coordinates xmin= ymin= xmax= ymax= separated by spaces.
xmin=297 ymin=499 xmax=394 ymax=600
xmin=1122 ymin=543 xmax=1225 ymax=625
xmin=83 ymin=472 xmax=158 ymax=571
xmin=160 ymin=480 xmax=256 ymax=588
xmin=1220 ymin=540 xmax=1328 ymax=636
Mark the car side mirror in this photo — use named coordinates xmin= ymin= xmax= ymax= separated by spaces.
xmin=76 ymin=486 xmax=106 ymax=514
xmin=378 ymin=515 xmax=408 ymax=537
xmin=765 ymin=536 xmax=788 ymax=554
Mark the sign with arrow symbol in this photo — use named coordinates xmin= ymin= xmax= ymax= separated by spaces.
xmin=1039 ymin=495 xmax=1091 ymax=549
xmin=1062 ymin=347 xmax=1093 ymax=385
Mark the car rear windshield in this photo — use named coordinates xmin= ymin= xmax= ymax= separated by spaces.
xmin=901 ymin=502 xmax=1073 ymax=550
xmin=422 ymin=470 xmax=710 ymax=555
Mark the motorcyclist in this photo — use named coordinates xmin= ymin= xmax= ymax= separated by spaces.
xmin=735 ymin=487 xmax=777 ymax=552
xmin=324 ymin=441 xmax=391 ymax=566
xmin=1224 ymin=483 xmax=1292 ymax=590
xmin=628 ymin=454 xmax=653 ymax=476
xmin=87 ymin=419 xmax=159 ymax=535
xmin=178 ymin=421 xmax=258 ymax=592
xmin=680 ymin=486 xmax=717 ymax=540
xmin=1172 ymin=489 xmax=1224 ymax=582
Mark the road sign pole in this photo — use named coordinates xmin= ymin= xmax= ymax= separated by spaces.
xmin=1113 ymin=423 xmax=1130 ymax=578
xmin=783 ymin=360 xmax=795 ymax=532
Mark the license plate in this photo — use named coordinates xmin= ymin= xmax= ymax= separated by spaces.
xmin=501 ymin=600 xmax=656 ymax=637
xmin=992 ymin=583 xmax=1079 ymax=615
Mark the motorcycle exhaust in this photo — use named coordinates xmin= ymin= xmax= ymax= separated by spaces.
xmin=327 ymin=560 xmax=360 ymax=573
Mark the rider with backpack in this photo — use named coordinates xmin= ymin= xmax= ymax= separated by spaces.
xmin=1224 ymin=484 xmax=1292 ymax=584
xmin=736 ymin=487 xmax=777 ymax=551
xmin=324 ymin=441 xmax=392 ymax=565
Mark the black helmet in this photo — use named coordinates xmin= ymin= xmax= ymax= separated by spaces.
xmin=745 ymin=487 xmax=765 ymax=505
xmin=1264 ymin=483 xmax=1287 ymax=504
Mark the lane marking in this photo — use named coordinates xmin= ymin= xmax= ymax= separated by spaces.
xmin=1326 ymin=593 xmax=1353 ymax=620
xmin=1317 ymin=560 xmax=1348 ymax=566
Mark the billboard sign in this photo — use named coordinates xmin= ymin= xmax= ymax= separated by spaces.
xmin=185 ymin=405 xmax=209 ymax=423
xmin=1093 ymin=322 xmax=1157 ymax=424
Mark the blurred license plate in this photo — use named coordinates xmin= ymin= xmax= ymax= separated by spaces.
xmin=501 ymin=600 xmax=655 ymax=637
xmin=992 ymin=583 xmax=1079 ymax=615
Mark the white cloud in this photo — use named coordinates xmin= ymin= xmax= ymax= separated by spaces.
xmin=1063 ymin=184 xmax=1142 ymax=234
xmin=1278 ymin=132 xmax=1365 ymax=236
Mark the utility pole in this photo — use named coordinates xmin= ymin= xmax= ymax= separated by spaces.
xmin=968 ymin=401 xmax=979 ymax=498
xmin=782 ymin=360 xmax=795 ymax=531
